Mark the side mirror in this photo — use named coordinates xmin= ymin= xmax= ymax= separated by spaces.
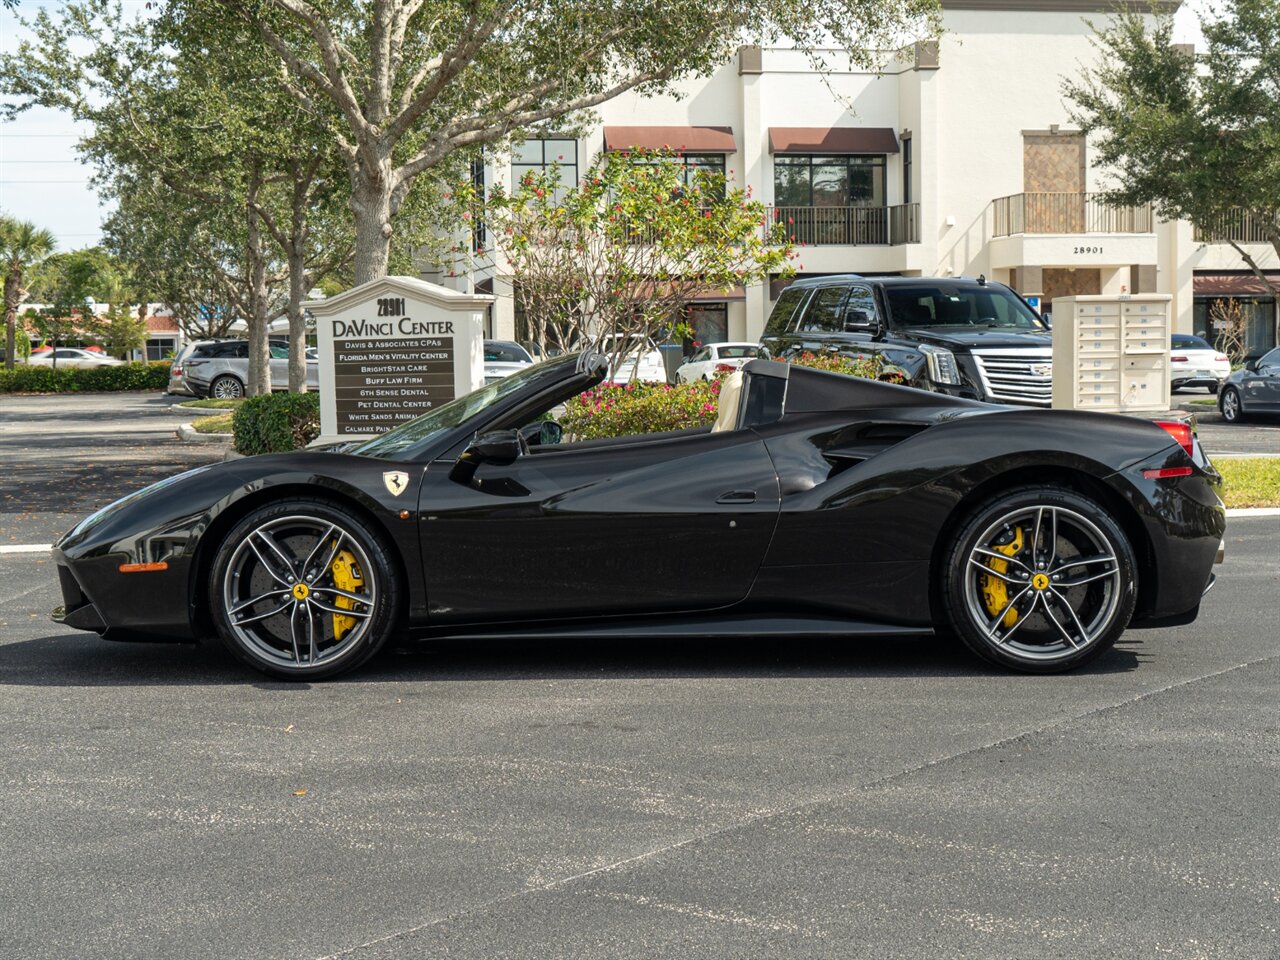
xmin=1244 ymin=357 xmax=1259 ymax=372
xmin=450 ymin=429 xmax=523 ymax=485
xmin=843 ymin=309 xmax=876 ymax=333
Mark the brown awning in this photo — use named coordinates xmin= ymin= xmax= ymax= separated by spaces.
xmin=631 ymin=280 xmax=746 ymax=302
xmin=603 ymin=125 xmax=737 ymax=153
xmin=769 ymin=127 xmax=900 ymax=155
xmin=1194 ymin=272 xmax=1280 ymax=296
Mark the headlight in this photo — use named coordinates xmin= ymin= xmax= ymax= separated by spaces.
xmin=919 ymin=344 xmax=961 ymax=385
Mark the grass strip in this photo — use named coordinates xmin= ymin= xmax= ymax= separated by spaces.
xmin=1215 ymin=457 xmax=1280 ymax=508
xmin=178 ymin=398 xmax=246 ymax=409
xmin=191 ymin=413 xmax=235 ymax=434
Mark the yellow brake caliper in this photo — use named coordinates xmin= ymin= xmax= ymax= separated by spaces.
xmin=980 ymin=527 xmax=1024 ymax=628
xmin=329 ymin=548 xmax=365 ymax=641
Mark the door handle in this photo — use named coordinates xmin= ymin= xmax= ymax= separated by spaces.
xmin=716 ymin=490 xmax=757 ymax=505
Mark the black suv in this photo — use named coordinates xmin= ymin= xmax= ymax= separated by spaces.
xmin=760 ymin=274 xmax=1053 ymax=406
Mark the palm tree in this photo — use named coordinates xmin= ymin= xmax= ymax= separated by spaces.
xmin=1 ymin=217 xmax=57 ymax=369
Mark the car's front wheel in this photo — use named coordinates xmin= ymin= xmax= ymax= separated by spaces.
xmin=210 ymin=374 xmax=245 ymax=400
xmin=1220 ymin=386 xmax=1245 ymax=423
xmin=210 ymin=499 xmax=401 ymax=679
xmin=941 ymin=486 xmax=1136 ymax=672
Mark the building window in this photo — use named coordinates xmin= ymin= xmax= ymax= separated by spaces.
xmin=901 ymin=137 xmax=912 ymax=205
xmin=145 ymin=337 xmax=174 ymax=361
xmin=773 ymin=154 xmax=886 ymax=208
xmin=470 ymin=155 xmax=487 ymax=252
xmin=512 ymin=137 xmax=578 ymax=196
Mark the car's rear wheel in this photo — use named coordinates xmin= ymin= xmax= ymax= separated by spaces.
xmin=1220 ymin=386 xmax=1245 ymax=423
xmin=941 ymin=486 xmax=1136 ymax=672
xmin=210 ymin=499 xmax=401 ymax=679
xmin=210 ymin=374 xmax=245 ymax=400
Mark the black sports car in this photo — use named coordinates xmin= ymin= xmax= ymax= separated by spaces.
xmin=53 ymin=353 xmax=1226 ymax=679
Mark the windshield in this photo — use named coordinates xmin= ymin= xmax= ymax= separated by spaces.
xmin=884 ymin=284 xmax=1045 ymax=331
xmin=351 ymin=355 xmax=577 ymax=458
xmin=484 ymin=342 xmax=533 ymax=363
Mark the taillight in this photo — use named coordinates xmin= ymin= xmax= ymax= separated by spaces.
xmin=1153 ymin=419 xmax=1195 ymax=458
xmin=1214 ymin=354 xmax=1228 ymax=362
xmin=1143 ymin=466 xmax=1194 ymax=480
xmin=1170 ymin=355 xmax=1188 ymax=362
xmin=715 ymin=362 xmax=736 ymax=372
xmin=172 ymin=364 xmax=182 ymax=375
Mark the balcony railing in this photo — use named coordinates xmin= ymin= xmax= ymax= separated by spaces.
xmin=992 ymin=193 xmax=1153 ymax=237
xmin=766 ymin=203 xmax=920 ymax=246
xmin=1193 ymin=208 xmax=1277 ymax=244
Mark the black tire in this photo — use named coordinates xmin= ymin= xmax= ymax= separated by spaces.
xmin=1219 ymin=386 xmax=1245 ymax=423
xmin=209 ymin=498 xmax=402 ymax=680
xmin=210 ymin=374 xmax=245 ymax=400
xmin=940 ymin=485 xmax=1137 ymax=673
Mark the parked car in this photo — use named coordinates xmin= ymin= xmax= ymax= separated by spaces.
xmin=677 ymin=342 xmax=764 ymax=383
xmin=760 ymin=274 xmax=1053 ymax=405
xmin=1170 ymin=334 xmax=1231 ymax=393
xmin=483 ymin=340 xmax=534 ymax=384
xmin=601 ymin=333 xmax=669 ymax=383
xmin=25 ymin=348 xmax=125 ymax=369
xmin=1218 ymin=347 xmax=1280 ymax=423
xmin=52 ymin=351 xmax=1225 ymax=680
xmin=168 ymin=339 xmax=227 ymax=396
xmin=183 ymin=338 xmax=319 ymax=399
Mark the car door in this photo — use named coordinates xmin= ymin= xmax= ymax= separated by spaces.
xmin=1255 ymin=348 xmax=1280 ymax=411
xmin=418 ymin=429 xmax=781 ymax=623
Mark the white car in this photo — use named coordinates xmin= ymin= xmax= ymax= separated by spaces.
xmin=1170 ymin=334 xmax=1231 ymax=393
xmin=600 ymin=334 xmax=669 ymax=384
xmin=676 ymin=342 xmax=764 ymax=383
xmin=483 ymin=340 xmax=534 ymax=384
xmin=26 ymin=348 xmax=124 ymax=369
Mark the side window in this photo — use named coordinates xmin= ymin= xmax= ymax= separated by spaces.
xmin=691 ymin=348 xmax=710 ymax=363
xmin=269 ymin=344 xmax=290 ymax=359
xmin=233 ymin=342 xmax=250 ymax=359
xmin=1261 ymin=348 xmax=1280 ymax=371
xmin=842 ymin=284 xmax=878 ymax=328
xmin=801 ymin=286 xmax=849 ymax=332
xmin=763 ymin=286 xmax=811 ymax=338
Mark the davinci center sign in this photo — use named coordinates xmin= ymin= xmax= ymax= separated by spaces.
xmin=304 ymin=276 xmax=492 ymax=444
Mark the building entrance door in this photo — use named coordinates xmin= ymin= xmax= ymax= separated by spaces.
xmin=688 ymin=303 xmax=728 ymax=345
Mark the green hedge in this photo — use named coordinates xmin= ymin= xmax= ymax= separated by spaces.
xmin=0 ymin=361 xmax=171 ymax=393
xmin=232 ymin=392 xmax=321 ymax=456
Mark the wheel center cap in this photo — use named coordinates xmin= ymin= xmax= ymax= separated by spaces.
xmin=291 ymin=583 xmax=310 ymax=601
xmin=1032 ymin=573 xmax=1051 ymax=591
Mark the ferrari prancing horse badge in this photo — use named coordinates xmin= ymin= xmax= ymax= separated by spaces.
xmin=383 ymin=471 xmax=409 ymax=497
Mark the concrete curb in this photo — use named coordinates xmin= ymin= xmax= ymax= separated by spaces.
xmin=175 ymin=422 xmax=232 ymax=444
xmin=1225 ymin=507 xmax=1280 ymax=518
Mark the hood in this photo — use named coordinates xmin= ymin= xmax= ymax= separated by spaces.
xmin=895 ymin=326 xmax=1052 ymax=351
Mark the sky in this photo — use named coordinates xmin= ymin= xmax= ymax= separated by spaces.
xmin=0 ymin=1 xmax=1209 ymax=253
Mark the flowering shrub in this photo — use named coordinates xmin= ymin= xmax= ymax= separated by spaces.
xmin=558 ymin=351 xmax=901 ymax=440
xmin=560 ymin=378 xmax=722 ymax=440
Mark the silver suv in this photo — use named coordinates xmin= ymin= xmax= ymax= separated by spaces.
xmin=183 ymin=339 xmax=319 ymax=399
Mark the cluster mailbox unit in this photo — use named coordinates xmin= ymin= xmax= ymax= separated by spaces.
xmin=1051 ymin=294 xmax=1172 ymax=413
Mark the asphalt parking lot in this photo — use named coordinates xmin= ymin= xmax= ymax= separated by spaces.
xmin=1 ymin=393 xmax=1278 ymax=960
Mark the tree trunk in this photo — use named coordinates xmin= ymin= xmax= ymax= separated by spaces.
xmin=3 ymin=268 xmax=20 ymax=371
xmin=245 ymin=167 xmax=272 ymax=396
xmin=287 ymin=245 xmax=307 ymax=393
xmin=351 ymin=175 xmax=393 ymax=285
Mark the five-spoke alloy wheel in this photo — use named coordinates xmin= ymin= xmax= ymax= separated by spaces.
xmin=942 ymin=486 xmax=1136 ymax=672
xmin=1219 ymin=386 xmax=1244 ymax=423
xmin=211 ymin=499 xmax=400 ymax=679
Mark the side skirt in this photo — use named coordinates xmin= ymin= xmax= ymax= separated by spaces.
xmin=408 ymin=614 xmax=935 ymax=643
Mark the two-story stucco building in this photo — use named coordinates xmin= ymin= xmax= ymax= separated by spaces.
xmin=459 ymin=0 xmax=1278 ymax=357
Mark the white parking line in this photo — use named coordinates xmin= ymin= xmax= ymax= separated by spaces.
xmin=0 ymin=545 xmax=52 ymax=554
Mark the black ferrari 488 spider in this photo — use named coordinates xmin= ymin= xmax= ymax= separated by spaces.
xmin=53 ymin=353 xmax=1225 ymax=679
